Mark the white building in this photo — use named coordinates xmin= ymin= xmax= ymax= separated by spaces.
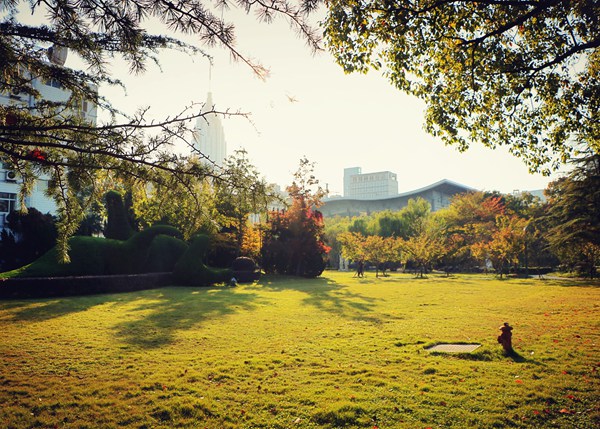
xmin=192 ymin=92 xmax=227 ymax=167
xmin=343 ymin=167 xmax=399 ymax=200
xmin=0 ymin=47 xmax=97 ymax=229
xmin=322 ymin=179 xmax=477 ymax=217
xmin=0 ymin=165 xmax=58 ymax=228
xmin=512 ymin=189 xmax=547 ymax=202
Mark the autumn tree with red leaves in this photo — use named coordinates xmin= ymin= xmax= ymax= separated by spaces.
xmin=442 ymin=192 xmax=506 ymax=270
xmin=261 ymin=158 xmax=330 ymax=278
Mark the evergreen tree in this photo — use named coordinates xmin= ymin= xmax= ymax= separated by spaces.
xmin=104 ymin=191 xmax=134 ymax=240
xmin=545 ymin=154 xmax=600 ymax=277
xmin=0 ymin=208 xmax=57 ymax=270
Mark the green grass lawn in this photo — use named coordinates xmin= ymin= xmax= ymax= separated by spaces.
xmin=1 ymin=272 xmax=598 ymax=428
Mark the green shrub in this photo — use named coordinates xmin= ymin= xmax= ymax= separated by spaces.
xmin=231 ymin=256 xmax=256 ymax=272
xmin=173 ymin=234 xmax=231 ymax=286
xmin=103 ymin=190 xmax=134 ymax=240
xmin=206 ymin=233 xmax=238 ymax=268
xmin=144 ymin=234 xmax=188 ymax=273
xmin=5 ymin=225 xmax=184 ymax=278
xmin=231 ymin=257 xmax=260 ymax=283
xmin=127 ymin=225 xmax=183 ymax=250
xmin=0 ymin=208 xmax=57 ymax=271
xmin=104 ymin=225 xmax=183 ymax=275
xmin=5 ymin=236 xmax=112 ymax=278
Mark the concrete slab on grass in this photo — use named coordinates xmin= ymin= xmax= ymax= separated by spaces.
xmin=426 ymin=344 xmax=481 ymax=353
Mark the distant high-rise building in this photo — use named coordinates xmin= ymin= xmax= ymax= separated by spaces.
xmin=343 ymin=167 xmax=399 ymax=200
xmin=192 ymin=92 xmax=226 ymax=167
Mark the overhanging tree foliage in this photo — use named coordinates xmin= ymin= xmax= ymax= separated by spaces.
xmin=323 ymin=0 xmax=599 ymax=173
xmin=0 ymin=0 xmax=321 ymax=261
xmin=131 ymin=165 xmax=219 ymax=240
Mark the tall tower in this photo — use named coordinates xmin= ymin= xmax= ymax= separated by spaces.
xmin=192 ymin=92 xmax=227 ymax=167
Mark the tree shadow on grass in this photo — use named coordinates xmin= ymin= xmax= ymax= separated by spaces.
xmin=521 ymin=278 xmax=600 ymax=288
xmin=112 ymin=286 xmax=265 ymax=349
xmin=0 ymin=286 xmax=266 ymax=350
xmin=0 ymin=294 xmax=112 ymax=322
xmin=253 ymin=274 xmax=379 ymax=322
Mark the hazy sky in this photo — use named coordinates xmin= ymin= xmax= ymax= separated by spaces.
xmin=21 ymin=4 xmax=564 ymax=195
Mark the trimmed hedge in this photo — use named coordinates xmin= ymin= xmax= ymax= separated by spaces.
xmin=514 ymin=267 xmax=554 ymax=276
xmin=0 ymin=272 xmax=173 ymax=299
xmin=144 ymin=234 xmax=188 ymax=273
xmin=5 ymin=225 xmax=184 ymax=278
xmin=0 ymin=228 xmax=234 ymax=295
xmin=173 ymin=234 xmax=231 ymax=286
xmin=103 ymin=190 xmax=134 ymax=240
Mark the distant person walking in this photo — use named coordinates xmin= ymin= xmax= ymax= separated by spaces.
xmin=357 ymin=260 xmax=364 ymax=278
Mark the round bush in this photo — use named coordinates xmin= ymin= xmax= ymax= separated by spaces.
xmin=231 ymin=257 xmax=257 ymax=272
xmin=231 ymin=256 xmax=260 ymax=283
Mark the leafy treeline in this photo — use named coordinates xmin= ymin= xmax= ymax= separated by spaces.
xmin=0 ymin=156 xmax=330 ymax=280
xmin=2 ymin=154 xmax=596 ymax=282
xmin=327 ymin=155 xmax=600 ymax=278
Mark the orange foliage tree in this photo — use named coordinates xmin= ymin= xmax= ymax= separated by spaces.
xmin=261 ymin=158 xmax=330 ymax=278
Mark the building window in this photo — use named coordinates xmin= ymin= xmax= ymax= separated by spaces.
xmin=0 ymin=192 xmax=17 ymax=215
xmin=43 ymin=77 xmax=63 ymax=89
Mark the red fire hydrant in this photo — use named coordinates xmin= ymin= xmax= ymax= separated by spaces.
xmin=497 ymin=322 xmax=513 ymax=353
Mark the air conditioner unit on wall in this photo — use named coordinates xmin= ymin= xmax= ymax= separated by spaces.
xmin=5 ymin=170 xmax=17 ymax=182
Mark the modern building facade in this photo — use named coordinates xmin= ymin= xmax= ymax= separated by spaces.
xmin=192 ymin=92 xmax=227 ymax=167
xmin=0 ymin=166 xmax=58 ymax=228
xmin=0 ymin=47 xmax=97 ymax=229
xmin=343 ymin=167 xmax=399 ymax=200
xmin=321 ymin=179 xmax=476 ymax=217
